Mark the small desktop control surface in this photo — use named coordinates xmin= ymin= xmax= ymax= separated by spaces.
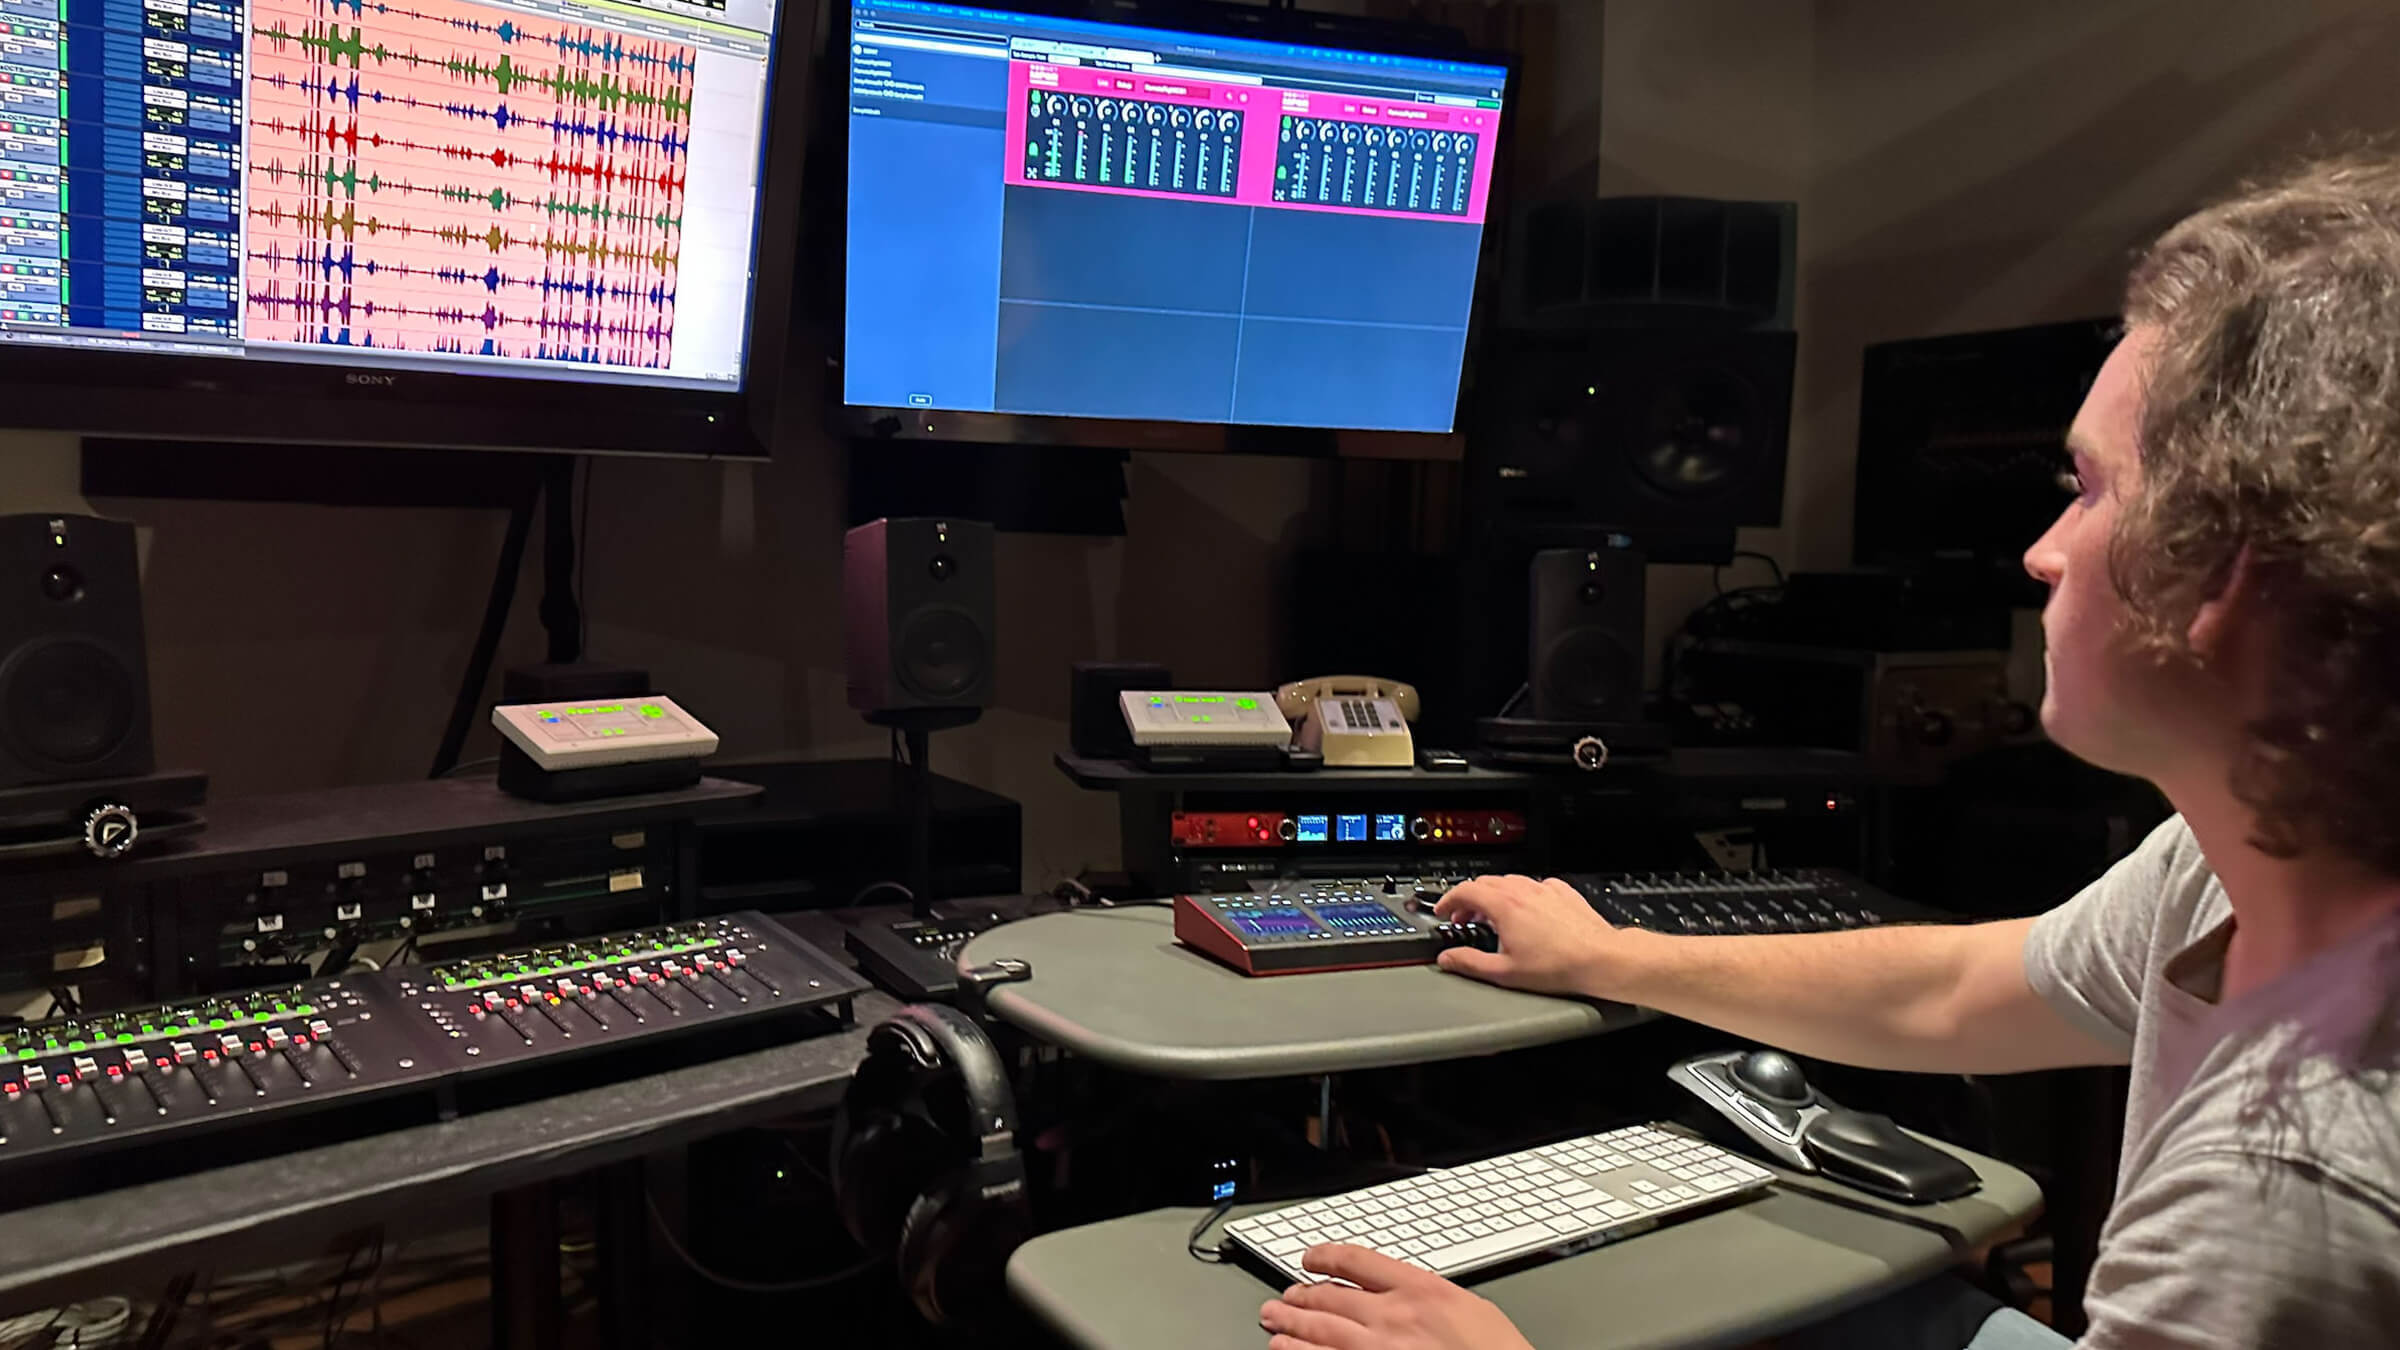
xmin=1173 ymin=878 xmax=1495 ymax=976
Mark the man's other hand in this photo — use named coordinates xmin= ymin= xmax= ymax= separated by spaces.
xmin=1259 ymin=1244 xmax=1535 ymax=1350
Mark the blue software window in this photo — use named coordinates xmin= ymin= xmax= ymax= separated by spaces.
xmin=843 ymin=1 xmax=1506 ymax=433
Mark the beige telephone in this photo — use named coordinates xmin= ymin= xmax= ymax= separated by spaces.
xmin=1276 ymin=675 xmax=1420 ymax=767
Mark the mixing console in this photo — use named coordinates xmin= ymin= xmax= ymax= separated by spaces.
xmin=397 ymin=915 xmax=814 ymax=1076
xmin=2 ymin=976 xmax=441 ymax=1166
xmin=0 ymin=913 xmax=863 ymax=1201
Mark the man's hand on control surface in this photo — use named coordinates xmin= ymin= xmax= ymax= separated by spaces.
xmin=1260 ymin=1245 xmax=1535 ymax=1350
xmin=1432 ymin=875 xmax=1638 ymax=999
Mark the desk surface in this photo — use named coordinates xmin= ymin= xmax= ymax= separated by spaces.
xmin=961 ymin=907 xmax=1649 ymax=1080
xmin=1013 ymin=1137 xmax=2042 ymax=1350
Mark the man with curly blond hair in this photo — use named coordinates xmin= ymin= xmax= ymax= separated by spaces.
xmin=1255 ymin=147 xmax=2400 ymax=1350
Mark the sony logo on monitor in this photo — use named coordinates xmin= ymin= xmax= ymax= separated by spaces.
xmin=345 ymin=373 xmax=400 ymax=387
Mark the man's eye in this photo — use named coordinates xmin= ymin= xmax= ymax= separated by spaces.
xmin=2055 ymin=468 xmax=2087 ymax=498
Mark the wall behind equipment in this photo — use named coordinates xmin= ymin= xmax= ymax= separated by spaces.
xmin=10 ymin=0 xmax=2398 ymax=885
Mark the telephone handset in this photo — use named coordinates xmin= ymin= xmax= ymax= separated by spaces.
xmin=1277 ymin=675 xmax=1419 ymax=767
xmin=1273 ymin=675 xmax=1421 ymax=726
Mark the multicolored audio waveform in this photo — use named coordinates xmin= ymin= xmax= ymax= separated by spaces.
xmin=243 ymin=0 xmax=691 ymax=367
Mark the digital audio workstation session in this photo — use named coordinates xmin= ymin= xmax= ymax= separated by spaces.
xmin=3 ymin=0 xmax=2398 ymax=1346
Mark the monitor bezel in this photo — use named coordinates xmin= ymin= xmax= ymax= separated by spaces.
xmin=0 ymin=0 xmax=812 ymax=460
xmin=818 ymin=0 xmax=1519 ymax=457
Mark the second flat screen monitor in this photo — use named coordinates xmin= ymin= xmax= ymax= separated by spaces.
xmin=843 ymin=1 xmax=1507 ymax=434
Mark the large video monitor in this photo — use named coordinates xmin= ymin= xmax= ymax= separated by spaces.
xmin=0 ymin=0 xmax=800 ymax=455
xmin=838 ymin=0 xmax=1509 ymax=443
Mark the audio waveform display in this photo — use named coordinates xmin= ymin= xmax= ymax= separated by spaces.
xmin=243 ymin=0 xmax=693 ymax=366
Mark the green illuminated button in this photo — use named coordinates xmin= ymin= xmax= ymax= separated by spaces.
xmin=639 ymin=704 xmax=664 ymax=718
xmin=209 ymin=1019 xmax=226 ymax=1029
xmin=67 ymin=1041 xmax=85 ymax=1051
xmin=117 ymin=1034 xmax=133 ymax=1044
xmin=1236 ymin=697 xmax=1258 ymax=710
xmin=296 ymin=1005 xmax=315 ymax=1016
xmin=16 ymin=1050 xmax=33 ymax=1060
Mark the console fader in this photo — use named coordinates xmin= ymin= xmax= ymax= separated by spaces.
xmin=0 ymin=913 xmax=863 ymax=1199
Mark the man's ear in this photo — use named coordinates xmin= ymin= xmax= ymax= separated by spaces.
xmin=2185 ymin=543 xmax=2260 ymax=664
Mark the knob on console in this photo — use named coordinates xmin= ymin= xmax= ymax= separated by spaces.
xmin=1731 ymin=1049 xmax=1812 ymax=1107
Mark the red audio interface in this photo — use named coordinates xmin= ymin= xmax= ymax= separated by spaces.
xmin=1169 ymin=808 xmax=1525 ymax=849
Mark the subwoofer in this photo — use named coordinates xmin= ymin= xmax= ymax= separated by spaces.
xmin=0 ymin=514 xmax=155 ymax=788
xmin=1528 ymin=544 xmax=1646 ymax=724
xmin=844 ymin=518 xmax=996 ymax=718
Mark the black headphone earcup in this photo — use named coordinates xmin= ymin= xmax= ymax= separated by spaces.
xmin=832 ymin=1110 xmax=948 ymax=1254
xmin=896 ymin=1166 xmax=1032 ymax=1328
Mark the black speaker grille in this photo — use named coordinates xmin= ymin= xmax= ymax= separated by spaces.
xmin=1535 ymin=629 xmax=1638 ymax=720
xmin=2 ymin=637 xmax=138 ymax=771
xmin=1634 ymin=365 xmax=1761 ymax=500
xmin=896 ymin=606 xmax=987 ymax=702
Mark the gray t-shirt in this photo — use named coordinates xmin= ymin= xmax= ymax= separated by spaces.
xmin=2023 ymin=815 xmax=2400 ymax=1348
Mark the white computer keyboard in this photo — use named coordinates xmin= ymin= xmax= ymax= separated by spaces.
xmin=1225 ymin=1124 xmax=1776 ymax=1284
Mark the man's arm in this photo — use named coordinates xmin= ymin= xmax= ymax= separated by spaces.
xmin=1434 ymin=876 xmax=2127 ymax=1075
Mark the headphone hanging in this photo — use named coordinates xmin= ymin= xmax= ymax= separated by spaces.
xmin=831 ymin=1003 xmax=1031 ymax=1328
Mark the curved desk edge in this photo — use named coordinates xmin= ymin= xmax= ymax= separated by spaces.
xmin=988 ymin=984 xmax=1651 ymax=1080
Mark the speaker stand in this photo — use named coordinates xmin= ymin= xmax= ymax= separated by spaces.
xmin=845 ymin=707 xmax=998 ymax=1002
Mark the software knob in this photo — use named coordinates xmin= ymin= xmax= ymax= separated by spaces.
xmin=1071 ymin=96 xmax=1092 ymax=119
xmin=1097 ymin=98 xmax=1116 ymax=119
xmin=1045 ymin=94 xmax=1067 ymax=116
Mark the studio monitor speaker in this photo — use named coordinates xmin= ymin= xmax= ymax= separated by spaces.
xmin=0 ymin=514 xmax=155 ymax=788
xmin=1470 ymin=326 xmax=1795 ymax=562
xmin=845 ymin=518 xmax=996 ymax=718
xmin=1528 ymin=544 xmax=1645 ymax=725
